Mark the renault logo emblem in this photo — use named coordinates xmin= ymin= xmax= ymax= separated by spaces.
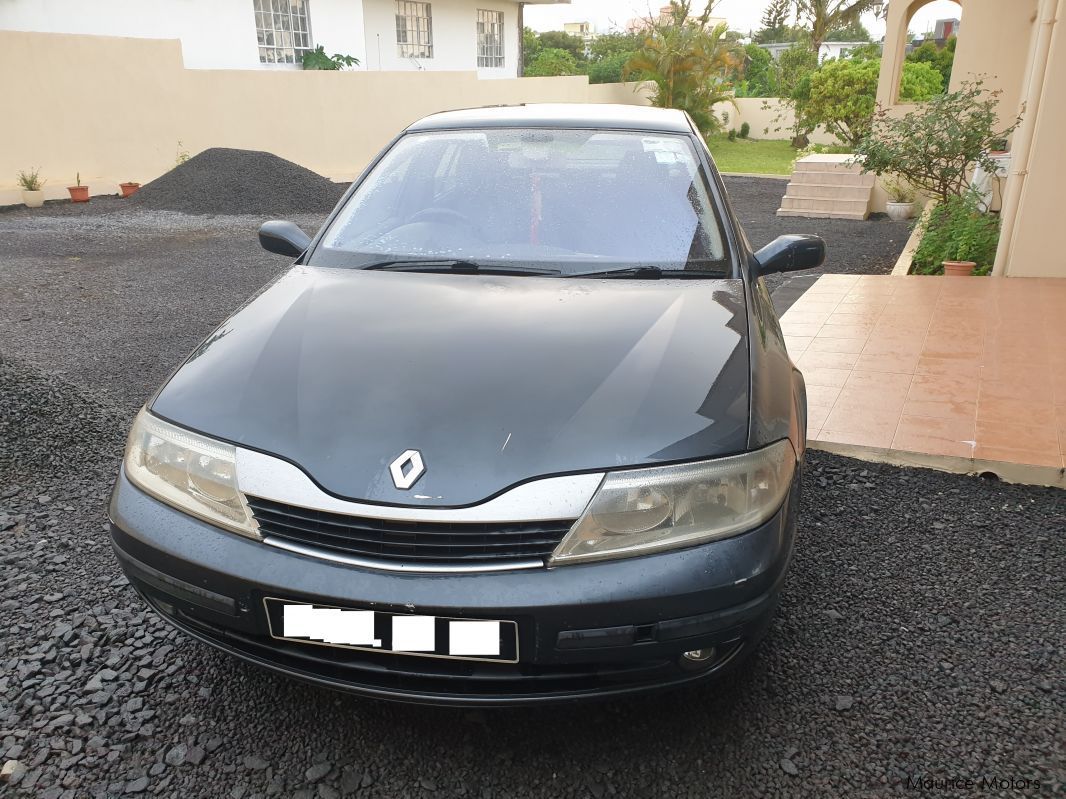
xmin=389 ymin=449 xmax=425 ymax=490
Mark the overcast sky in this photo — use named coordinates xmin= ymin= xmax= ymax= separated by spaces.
xmin=525 ymin=0 xmax=963 ymax=39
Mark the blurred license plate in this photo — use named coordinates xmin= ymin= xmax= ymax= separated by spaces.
xmin=263 ymin=598 xmax=519 ymax=663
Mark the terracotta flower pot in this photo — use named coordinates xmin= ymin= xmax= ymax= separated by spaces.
xmin=21 ymin=190 xmax=45 ymax=208
xmin=67 ymin=185 xmax=90 ymax=203
xmin=942 ymin=260 xmax=976 ymax=276
xmin=119 ymin=182 xmax=141 ymax=198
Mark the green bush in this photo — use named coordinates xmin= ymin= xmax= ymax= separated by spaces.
xmin=728 ymin=128 xmax=737 ymax=141
xmin=301 ymin=46 xmax=359 ymax=70
xmin=588 ymin=51 xmax=634 ymax=84
xmin=911 ymin=192 xmax=1000 ymax=275
xmin=525 ymin=48 xmax=581 ymax=77
xmin=855 ymin=79 xmax=1020 ymax=203
xmin=739 ymin=121 xmax=750 ymax=138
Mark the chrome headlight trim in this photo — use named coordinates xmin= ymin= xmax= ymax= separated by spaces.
xmin=550 ymin=440 xmax=797 ymax=566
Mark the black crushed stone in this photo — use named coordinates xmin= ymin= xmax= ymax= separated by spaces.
xmin=0 ymin=178 xmax=1062 ymax=799
xmin=130 ymin=147 xmax=347 ymax=216
xmin=724 ymin=175 xmax=912 ymax=293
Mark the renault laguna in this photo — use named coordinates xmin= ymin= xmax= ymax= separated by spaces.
xmin=109 ymin=104 xmax=824 ymax=705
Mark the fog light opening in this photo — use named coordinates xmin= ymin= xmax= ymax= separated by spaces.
xmin=682 ymin=648 xmax=715 ymax=662
xmin=678 ymin=647 xmax=718 ymax=672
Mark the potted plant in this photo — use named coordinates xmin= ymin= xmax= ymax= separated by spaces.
xmin=942 ymin=225 xmax=980 ymax=276
xmin=989 ymin=138 xmax=1009 ymax=155
xmin=16 ymin=168 xmax=45 ymax=208
xmin=120 ymin=181 xmax=141 ymax=198
xmin=882 ymin=177 xmax=916 ymax=221
xmin=67 ymin=172 xmax=89 ymax=203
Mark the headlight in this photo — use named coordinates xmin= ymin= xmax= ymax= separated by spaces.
xmin=123 ymin=408 xmax=260 ymax=539
xmin=550 ymin=440 xmax=796 ymax=565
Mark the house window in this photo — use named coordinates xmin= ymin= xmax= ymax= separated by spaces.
xmin=254 ymin=0 xmax=313 ymax=64
xmin=396 ymin=1 xmax=433 ymax=59
xmin=477 ymin=9 xmax=504 ymax=68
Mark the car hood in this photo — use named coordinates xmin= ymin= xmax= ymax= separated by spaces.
xmin=151 ymin=267 xmax=750 ymax=507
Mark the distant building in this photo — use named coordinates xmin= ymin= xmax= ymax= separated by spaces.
xmin=759 ymin=40 xmax=878 ymax=62
xmin=563 ymin=21 xmax=597 ymax=55
xmin=625 ymin=6 xmax=727 ymax=33
xmin=909 ymin=17 xmax=961 ymax=50
xmin=0 ymin=0 xmax=565 ymax=78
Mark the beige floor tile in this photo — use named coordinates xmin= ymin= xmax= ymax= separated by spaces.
xmin=784 ymin=336 xmax=812 ymax=356
xmin=806 ymin=384 xmax=842 ymax=408
xmin=844 ymin=370 xmax=913 ymax=395
xmin=892 ymin=414 xmax=976 ymax=458
xmin=801 ymin=367 xmax=851 ymax=388
xmin=807 ymin=404 xmax=830 ymax=430
xmin=797 ymin=349 xmax=862 ymax=370
xmin=807 ymin=336 xmax=868 ymax=354
xmin=853 ymin=351 xmax=921 ymax=374
xmin=976 ymin=397 xmax=1057 ymax=427
xmin=976 ymin=419 xmax=1059 ymax=452
xmin=903 ymin=398 xmax=977 ymax=422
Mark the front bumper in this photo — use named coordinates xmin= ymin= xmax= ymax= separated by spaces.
xmin=109 ymin=469 xmax=799 ymax=706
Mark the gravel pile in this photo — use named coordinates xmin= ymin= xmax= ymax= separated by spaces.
xmin=130 ymin=148 xmax=346 ymax=216
xmin=1 ymin=183 xmax=1063 ymax=798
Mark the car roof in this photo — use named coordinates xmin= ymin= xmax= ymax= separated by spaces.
xmin=407 ymin=103 xmax=694 ymax=134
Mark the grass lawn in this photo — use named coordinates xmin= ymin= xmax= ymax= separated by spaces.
xmin=705 ymin=137 xmax=798 ymax=176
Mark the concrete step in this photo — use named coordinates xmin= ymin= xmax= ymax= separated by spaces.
xmin=780 ymin=196 xmax=870 ymax=214
xmin=784 ymin=182 xmax=871 ymax=200
xmin=793 ymin=154 xmax=865 ymax=173
xmin=789 ymin=170 xmax=877 ymax=187
xmin=777 ymin=208 xmax=869 ymax=220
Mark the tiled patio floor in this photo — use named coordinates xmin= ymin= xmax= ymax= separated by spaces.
xmin=782 ymin=274 xmax=1066 ymax=481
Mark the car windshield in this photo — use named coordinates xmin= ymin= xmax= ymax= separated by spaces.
xmin=311 ymin=128 xmax=730 ymax=275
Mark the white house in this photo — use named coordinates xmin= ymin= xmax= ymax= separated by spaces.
xmin=760 ymin=40 xmax=877 ymax=62
xmin=0 ymin=0 xmax=564 ymax=77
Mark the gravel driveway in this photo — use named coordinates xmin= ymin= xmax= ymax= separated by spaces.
xmin=0 ymin=192 xmax=1062 ymax=799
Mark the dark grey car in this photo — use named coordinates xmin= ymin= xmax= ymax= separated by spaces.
xmin=109 ymin=104 xmax=824 ymax=705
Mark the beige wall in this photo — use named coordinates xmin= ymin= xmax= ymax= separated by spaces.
xmin=712 ymin=98 xmax=839 ymax=147
xmin=877 ymin=0 xmax=1037 ymax=126
xmin=999 ymin=0 xmax=1065 ymax=277
xmin=875 ymin=0 xmax=1064 ymax=277
xmin=0 ymin=31 xmax=651 ymax=204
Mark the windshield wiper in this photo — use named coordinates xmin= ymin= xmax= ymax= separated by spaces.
xmin=566 ymin=266 xmax=727 ymax=279
xmin=362 ymin=259 xmax=560 ymax=276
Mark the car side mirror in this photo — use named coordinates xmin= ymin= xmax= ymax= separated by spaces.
xmin=259 ymin=220 xmax=311 ymax=258
xmin=753 ymin=235 xmax=826 ymax=277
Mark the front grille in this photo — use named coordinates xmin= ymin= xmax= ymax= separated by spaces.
xmin=247 ymin=497 xmax=574 ymax=566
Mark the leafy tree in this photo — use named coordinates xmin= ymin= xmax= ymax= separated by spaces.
xmin=803 ymin=58 xmax=943 ymax=146
xmin=906 ymin=36 xmax=955 ymax=87
xmin=522 ymin=26 xmax=542 ymax=71
xmin=587 ymin=32 xmax=643 ymax=83
xmin=794 ymin=0 xmax=879 ymax=54
xmin=803 ymin=57 xmax=880 ymax=145
xmin=525 ymin=47 xmax=581 ymax=77
xmin=755 ymin=0 xmax=793 ymax=43
xmin=732 ymin=43 xmax=777 ymax=97
xmin=899 ymin=60 xmax=943 ymax=101
xmin=854 ymin=79 xmax=1021 ymax=202
xmin=826 ymin=19 xmax=871 ymax=42
xmin=762 ymin=44 xmax=819 ymax=143
xmin=624 ymin=1 xmax=743 ymax=135
xmin=589 ymin=32 xmax=643 ymax=60
xmin=535 ymin=30 xmax=587 ymax=63
xmin=589 ymin=51 xmax=635 ymax=83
